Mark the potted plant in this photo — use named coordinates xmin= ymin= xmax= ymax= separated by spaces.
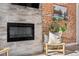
xmin=48 ymin=21 xmax=67 ymax=43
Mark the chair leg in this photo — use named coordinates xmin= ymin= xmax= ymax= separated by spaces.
xmin=63 ymin=44 xmax=65 ymax=55
xmin=45 ymin=44 xmax=48 ymax=55
xmin=6 ymin=50 xmax=9 ymax=56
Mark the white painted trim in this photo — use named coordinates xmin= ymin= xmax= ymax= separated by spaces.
xmin=76 ymin=4 xmax=79 ymax=45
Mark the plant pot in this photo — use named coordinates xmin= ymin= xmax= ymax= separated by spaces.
xmin=48 ymin=31 xmax=62 ymax=44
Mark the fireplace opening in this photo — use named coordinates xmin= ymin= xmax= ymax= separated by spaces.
xmin=11 ymin=3 xmax=40 ymax=9
xmin=7 ymin=23 xmax=34 ymax=42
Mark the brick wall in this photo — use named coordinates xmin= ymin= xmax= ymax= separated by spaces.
xmin=42 ymin=3 xmax=76 ymax=43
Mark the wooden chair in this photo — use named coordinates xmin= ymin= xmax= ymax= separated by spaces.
xmin=44 ymin=32 xmax=65 ymax=55
xmin=45 ymin=43 xmax=65 ymax=55
xmin=0 ymin=48 xmax=9 ymax=56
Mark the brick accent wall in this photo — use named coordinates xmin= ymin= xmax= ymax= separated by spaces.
xmin=42 ymin=3 xmax=76 ymax=43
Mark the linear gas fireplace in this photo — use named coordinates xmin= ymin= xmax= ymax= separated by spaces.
xmin=7 ymin=23 xmax=34 ymax=42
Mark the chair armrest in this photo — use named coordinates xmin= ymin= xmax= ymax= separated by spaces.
xmin=0 ymin=48 xmax=9 ymax=53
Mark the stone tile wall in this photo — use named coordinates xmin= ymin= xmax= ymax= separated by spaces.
xmin=0 ymin=3 xmax=43 ymax=56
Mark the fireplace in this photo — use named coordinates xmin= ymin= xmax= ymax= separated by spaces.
xmin=7 ymin=23 xmax=34 ymax=42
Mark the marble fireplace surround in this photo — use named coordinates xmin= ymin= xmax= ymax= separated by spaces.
xmin=0 ymin=4 xmax=43 ymax=56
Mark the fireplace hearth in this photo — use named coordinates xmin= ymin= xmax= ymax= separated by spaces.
xmin=7 ymin=23 xmax=34 ymax=42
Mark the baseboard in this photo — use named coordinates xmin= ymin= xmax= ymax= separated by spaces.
xmin=66 ymin=43 xmax=77 ymax=47
xmin=31 ymin=51 xmax=43 ymax=56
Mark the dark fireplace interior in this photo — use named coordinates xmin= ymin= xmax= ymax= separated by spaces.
xmin=11 ymin=3 xmax=40 ymax=9
xmin=7 ymin=23 xmax=34 ymax=42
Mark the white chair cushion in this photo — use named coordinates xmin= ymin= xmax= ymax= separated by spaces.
xmin=48 ymin=32 xmax=61 ymax=44
xmin=44 ymin=34 xmax=49 ymax=43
